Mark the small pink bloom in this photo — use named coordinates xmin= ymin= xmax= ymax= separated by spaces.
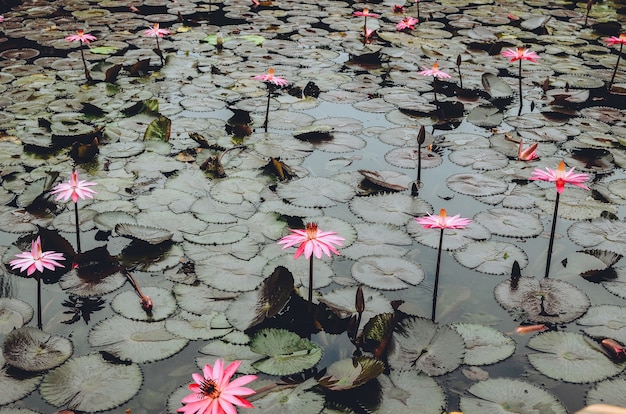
xmin=529 ymin=161 xmax=590 ymax=194
xmin=393 ymin=4 xmax=405 ymax=13
xmin=353 ymin=8 xmax=380 ymax=18
xmin=50 ymin=171 xmax=97 ymax=203
xmin=253 ymin=68 xmax=289 ymax=87
xmin=144 ymin=23 xmax=170 ymax=38
xmin=129 ymin=6 xmax=139 ymax=12
xmin=604 ymin=34 xmax=626 ymax=46
xmin=418 ymin=62 xmax=452 ymax=79
xmin=415 ymin=208 xmax=471 ymax=230
xmin=9 ymin=236 xmax=65 ymax=276
xmin=365 ymin=28 xmax=376 ymax=41
xmin=518 ymin=139 xmax=538 ymax=161
xmin=65 ymin=29 xmax=97 ymax=44
xmin=278 ymin=222 xmax=345 ymax=260
xmin=507 ymin=13 xmax=520 ymax=20
xmin=177 ymin=359 xmax=257 ymax=414
xmin=0 ymin=15 xmax=4 ymax=23
xmin=501 ymin=47 xmax=540 ymax=63
xmin=397 ymin=17 xmax=419 ymax=31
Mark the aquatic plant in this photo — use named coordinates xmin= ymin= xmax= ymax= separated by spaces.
xmin=418 ymin=62 xmax=452 ymax=103
xmin=177 ymin=359 xmax=257 ymax=414
xmin=144 ymin=23 xmax=170 ymax=66
xmin=50 ymin=170 xmax=97 ymax=254
xmin=529 ymin=161 xmax=589 ymax=278
xmin=9 ymin=236 xmax=65 ymax=329
xmin=353 ymin=8 xmax=380 ymax=44
xmin=501 ymin=47 xmax=540 ymax=112
xmin=278 ymin=222 xmax=344 ymax=316
xmin=415 ymin=209 xmax=471 ymax=322
xmin=253 ymin=68 xmax=289 ymax=132
xmin=604 ymin=34 xmax=626 ymax=90
xmin=397 ymin=17 xmax=419 ymax=31
xmin=65 ymin=29 xmax=97 ymax=82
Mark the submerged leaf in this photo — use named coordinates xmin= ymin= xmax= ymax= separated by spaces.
xmin=318 ymin=356 xmax=384 ymax=390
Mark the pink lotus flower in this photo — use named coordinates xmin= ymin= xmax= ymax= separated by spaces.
xmin=65 ymin=29 xmax=97 ymax=44
xmin=397 ymin=17 xmax=419 ymax=31
xmin=393 ymin=4 xmax=405 ymax=13
xmin=177 ymin=359 xmax=257 ymax=414
xmin=604 ymin=34 xmax=626 ymax=46
xmin=529 ymin=161 xmax=589 ymax=193
xmin=353 ymin=8 xmax=380 ymax=18
xmin=501 ymin=47 xmax=540 ymax=63
xmin=253 ymin=68 xmax=289 ymax=87
xmin=415 ymin=208 xmax=471 ymax=230
xmin=418 ymin=62 xmax=452 ymax=79
xmin=10 ymin=236 xmax=65 ymax=276
xmin=278 ymin=222 xmax=344 ymax=259
xmin=50 ymin=171 xmax=97 ymax=203
xmin=144 ymin=23 xmax=170 ymax=38
xmin=518 ymin=139 xmax=538 ymax=161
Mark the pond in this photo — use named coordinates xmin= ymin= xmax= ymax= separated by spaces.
xmin=1 ymin=0 xmax=626 ymax=413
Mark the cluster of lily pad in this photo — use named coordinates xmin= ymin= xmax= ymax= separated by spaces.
xmin=1 ymin=0 xmax=626 ymax=413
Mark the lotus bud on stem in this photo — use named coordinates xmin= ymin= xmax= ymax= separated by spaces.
xmin=125 ymin=270 xmax=153 ymax=315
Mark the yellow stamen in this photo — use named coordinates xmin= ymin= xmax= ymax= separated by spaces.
xmin=557 ymin=161 xmax=565 ymax=172
xmin=305 ymin=222 xmax=319 ymax=240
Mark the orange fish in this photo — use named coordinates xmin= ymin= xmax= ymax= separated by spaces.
xmin=515 ymin=324 xmax=547 ymax=334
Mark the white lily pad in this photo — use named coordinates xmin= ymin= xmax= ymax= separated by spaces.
xmin=446 ymin=173 xmax=508 ymax=197
xmin=568 ymin=218 xmax=626 ymax=255
xmin=453 ymin=241 xmax=528 ymax=275
xmin=449 ymin=148 xmax=509 ymax=170
xmin=88 ymin=315 xmax=188 ymax=363
xmin=40 ymin=353 xmax=142 ymax=412
xmin=195 ymin=255 xmax=267 ymax=292
xmin=577 ymin=305 xmax=626 ymax=344
xmin=351 ymin=256 xmax=425 ymax=290
xmin=528 ymin=331 xmax=626 ymax=383
xmin=495 ymin=277 xmax=590 ymax=324
xmin=276 ymin=176 xmax=356 ymax=207
xmin=586 ymin=378 xmax=626 ymax=408
xmin=0 ymin=298 xmax=33 ymax=335
xmin=388 ymin=317 xmax=465 ymax=376
xmin=349 ymin=193 xmax=432 ymax=226
xmin=474 ymin=208 xmax=543 ymax=238
xmin=111 ymin=286 xmax=177 ymax=322
xmin=245 ymin=378 xmax=323 ymax=413
xmin=377 ymin=370 xmax=446 ymax=413
xmin=460 ymin=378 xmax=566 ymax=414
xmin=452 ymin=323 xmax=515 ymax=366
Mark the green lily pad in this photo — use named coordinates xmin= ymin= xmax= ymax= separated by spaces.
xmin=250 ymin=328 xmax=323 ymax=376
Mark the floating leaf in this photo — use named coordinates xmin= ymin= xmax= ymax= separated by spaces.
xmin=495 ymin=277 xmax=590 ymax=324
xmin=577 ymin=305 xmax=626 ymax=344
xmin=114 ymin=223 xmax=173 ymax=244
xmin=0 ymin=298 xmax=33 ymax=334
xmin=388 ymin=317 xmax=465 ymax=376
xmin=111 ymin=286 xmax=177 ymax=322
xmin=474 ymin=208 xmax=543 ymax=238
xmin=88 ymin=315 xmax=188 ymax=363
xmin=460 ymin=378 xmax=566 ymax=414
xmin=358 ymin=169 xmax=412 ymax=191
xmin=341 ymin=223 xmax=412 ymax=260
xmin=2 ymin=327 xmax=72 ymax=372
xmin=453 ymin=241 xmax=528 ymax=275
xmin=586 ymin=378 xmax=626 ymax=408
xmin=40 ymin=353 xmax=142 ymax=412
xmin=568 ymin=218 xmax=626 ymax=255
xmin=452 ymin=323 xmax=515 ymax=366
xmin=351 ymin=256 xmax=425 ymax=290
xmin=319 ymin=286 xmax=393 ymax=331
xmin=276 ymin=177 xmax=356 ymax=208
xmin=250 ymin=328 xmax=322 ymax=376
xmin=446 ymin=173 xmax=508 ymax=197
xmin=245 ymin=378 xmax=323 ymax=413
xmin=318 ymin=356 xmax=384 ymax=390
xmin=528 ymin=331 xmax=626 ymax=383
xmin=467 ymin=105 xmax=503 ymax=127
xmin=349 ymin=193 xmax=432 ymax=226
xmin=197 ymin=340 xmax=259 ymax=375
xmin=377 ymin=370 xmax=446 ymax=413
xmin=449 ymin=148 xmax=509 ymax=171
xmin=174 ymin=283 xmax=237 ymax=315
xmin=196 ymin=255 xmax=266 ymax=292
xmin=0 ymin=353 xmax=41 ymax=405
xmin=165 ymin=310 xmax=232 ymax=341
xmin=143 ymin=115 xmax=171 ymax=141
xmin=481 ymin=73 xmax=514 ymax=99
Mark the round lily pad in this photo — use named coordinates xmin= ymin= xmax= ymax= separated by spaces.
xmin=528 ymin=331 xmax=626 ymax=383
xmin=2 ymin=327 xmax=73 ymax=372
xmin=568 ymin=218 xmax=626 ymax=255
xmin=0 ymin=298 xmax=33 ymax=335
xmin=577 ymin=305 xmax=626 ymax=344
xmin=351 ymin=256 xmax=425 ymax=290
xmin=0 ymin=352 xmax=41 ymax=405
xmin=460 ymin=378 xmax=566 ymax=414
xmin=349 ymin=193 xmax=432 ymax=226
xmin=111 ymin=286 xmax=177 ymax=321
xmin=495 ymin=277 xmax=590 ymax=324
xmin=473 ymin=208 xmax=543 ymax=238
xmin=250 ymin=328 xmax=323 ymax=376
xmin=452 ymin=323 xmax=515 ymax=366
xmin=586 ymin=378 xmax=626 ymax=408
xmin=88 ymin=315 xmax=188 ymax=363
xmin=453 ymin=241 xmax=528 ymax=275
xmin=388 ymin=317 xmax=465 ymax=376
xmin=276 ymin=176 xmax=356 ymax=207
xmin=40 ymin=353 xmax=142 ymax=412
xmin=446 ymin=173 xmax=509 ymax=197
xmin=377 ymin=370 xmax=446 ymax=413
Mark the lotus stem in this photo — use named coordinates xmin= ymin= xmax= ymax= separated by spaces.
xmin=608 ymin=42 xmax=623 ymax=91
xmin=36 ymin=274 xmax=42 ymax=329
xmin=79 ymin=41 xmax=92 ymax=83
xmin=544 ymin=191 xmax=560 ymax=279
xmin=433 ymin=78 xmax=438 ymax=103
xmin=432 ymin=228 xmax=444 ymax=322
xmin=263 ymin=85 xmax=271 ymax=132
xmin=74 ymin=202 xmax=81 ymax=254
xmin=363 ymin=17 xmax=367 ymax=44
xmin=308 ymin=256 xmax=314 ymax=318
xmin=417 ymin=142 xmax=422 ymax=183
xmin=518 ymin=59 xmax=523 ymax=113
xmin=155 ymin=35 xmax=164 ymax=66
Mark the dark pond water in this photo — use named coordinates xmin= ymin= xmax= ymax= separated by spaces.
xmin=2 ymin=0 xmax=626 ymax=413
